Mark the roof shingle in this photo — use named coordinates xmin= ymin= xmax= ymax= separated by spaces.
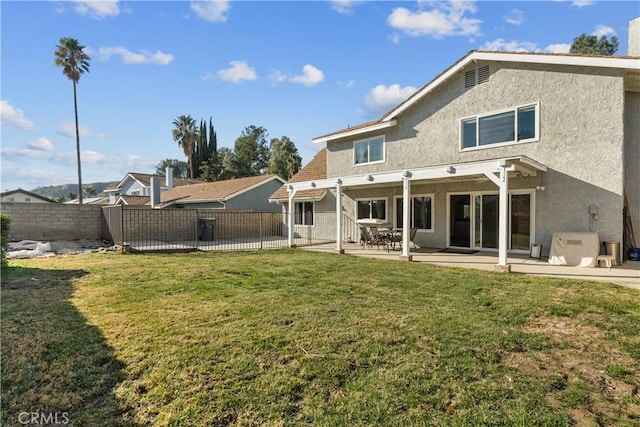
xmin=270 ymin=149 xmax=327 ymax=201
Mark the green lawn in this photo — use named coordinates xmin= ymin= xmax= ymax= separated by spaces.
xmin=2 ymin=249 xmax=639 ymax=426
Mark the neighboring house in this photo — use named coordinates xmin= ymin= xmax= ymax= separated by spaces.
xmin=274 ymin=18 xmax=640 ymax=270
xmin=1 ymin=189 xmax=56 ymax=203
xmin=65 ymin=197 xmax=109 ymax=205
xmin=154 ymin=174 xmax=285 ymax=211
xmin=105 ymin=167 xmax=201 ymax=204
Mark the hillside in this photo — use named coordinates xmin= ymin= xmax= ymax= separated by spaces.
xmin=30 ymin=182 xmax=119 ymax=201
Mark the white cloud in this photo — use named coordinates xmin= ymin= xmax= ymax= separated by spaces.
xmin=290 ymin=65 xmax=325 ymax=86
xmin=505 ymin=9 xmax=523 ymax=26
xmin=387 ymin=1 xmax=481 ymax=38
xmin=98 ymin=46 xmax=174 ymax=65
xmin=480 ymin=38 xmax=540 ymax=52
xmin=191 ymin=0 xmax=230 ymax=23
xmin=389 ymin=33 xmax=401 ymax=44
xmin=72 ymin=0 xmax=120 ymax=19
xmin=27 ymin=137 xmax=54 ymax=152
xmin=572 ymin=1 xmax=594 ymax=7
xmin=330 ymin=0 xmax=364 ymax=15
xmin=217 ymin=61 xmax=258 ymax=83
xmin=338 ymin=80 xmax=355 ymax=89
xmin=269 ymin=70 xmax=288 ymax=83
xmin=0 ymin=100 xmax=35 ymax=130
xmin=57 ymin=122 xmax=107 ymax=139
xmin=545 ymin=43 xmax=571 ymax=53
xmin=594 ymin=25 xmax=615 ymax=38
xmin=364 ymin=84 xmax=417 ymax=116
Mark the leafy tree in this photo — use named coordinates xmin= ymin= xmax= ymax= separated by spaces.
xmin=82 ymin=184 xmax=97 ymax=197
xmin=55 ymin=37 xmax=90 ymax=204
xmin=55 ymin=196 xmax=66 ymax=203
xmin=156 ymin=159 xmax=189 ymax=178
xmin=267 ymin=136 xmax=302 ymax=180
xmin=570 ymin=33 xmax=618 ymax=55
xmin=172 ymin=115 xmax=197 ymax=178
xmin=228 ymin=125 xmax=269 ymax=178
xmin=68 ymin=192 xmax=77 ymax=200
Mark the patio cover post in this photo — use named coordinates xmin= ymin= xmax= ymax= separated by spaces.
xmin=497 ymin=164 xmax=510 ymax=270
xmin=336 ymin=180 xmax=344 ymax=254
xmin=401 ymin=173 xmax=412 ymax=261
xmin=287 ymin=186 xmax=297 ymax=247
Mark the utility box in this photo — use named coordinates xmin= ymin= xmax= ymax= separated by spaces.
xmin=530 ymin=243 xmax=542 ymax=259
xmin=198 ymin=218 xmax=216 ymax=241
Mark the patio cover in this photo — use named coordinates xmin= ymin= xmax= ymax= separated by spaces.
xmin=285 ymin=156 xmax=547 ymax=270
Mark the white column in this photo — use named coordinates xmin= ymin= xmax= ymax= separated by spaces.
xmin=336 ymin=180 xmax=344 ymax=254
xmin=497 ymin=165 xmax=510 ymax=271
xmin=287 ymin=187 xmax=297 ymax=247
xmin=401 ymin=175 xmax=412 ymax=261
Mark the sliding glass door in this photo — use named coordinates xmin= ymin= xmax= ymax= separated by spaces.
xmin=449 ymin=192 xmax=532 ymax=250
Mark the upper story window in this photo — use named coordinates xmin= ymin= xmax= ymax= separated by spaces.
xmin=354 ymin=136 xmax=384 ymax=165
xmin=461 ymin=103 xmax=538 ymax=150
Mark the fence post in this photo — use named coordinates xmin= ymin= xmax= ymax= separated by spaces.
xmin=259 ymin=212 xmax=263 ymax=250
xmin=194 ymin=209 xmax=199 ymax=249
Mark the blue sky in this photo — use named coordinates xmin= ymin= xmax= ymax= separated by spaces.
xmin=1 ymin=1 xmax=638 ymax=191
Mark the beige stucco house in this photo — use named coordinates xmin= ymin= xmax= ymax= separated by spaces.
xmin=272 ymin=19 xmax=640 ymax=270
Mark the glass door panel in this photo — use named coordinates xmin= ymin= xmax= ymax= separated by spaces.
xmin=511 ymin=194 xmax=531 ymax=250
xmin=450 ymin=195 xmax=471 ymax=247
xmin=481 ymin=194 xmax=499 ymax=249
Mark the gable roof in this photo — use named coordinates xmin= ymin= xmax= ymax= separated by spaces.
xmin=115 ymin=195 xmax=150 ymax=206
xmin=313 ymin=50 xmax=640 ymax=143
xmin=269 ymin=148 xmax=327 ymax=201
xmin=106 ymin=172 xmax=201 ymax=192
xmin=159 ymin=174 xmax=285 ymax=206
xmin=1 ymin=189 xmax=56 ymax=203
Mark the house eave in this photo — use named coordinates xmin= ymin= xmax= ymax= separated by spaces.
xmin=312 ymin=120 xmax=397 ymax=143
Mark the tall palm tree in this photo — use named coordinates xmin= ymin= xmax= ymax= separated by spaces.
xmin=54 ymin=37 xmax=90 ymax=204
xmin=172 ymin=115 xmax=197 ymax=178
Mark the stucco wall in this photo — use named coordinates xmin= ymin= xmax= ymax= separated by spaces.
xmin=624 ymin=91 xmax=640 ymax=238
xmin=226 ymin=180 xmax=284 ymax=212
xmin=326 ymin=61 xmax=627 ymax=249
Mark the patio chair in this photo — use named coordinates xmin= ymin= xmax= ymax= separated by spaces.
xmin=361 ymin=225 xmax=389 ymax=252
xmin=409 ymin=227 xmax=419 ymax=249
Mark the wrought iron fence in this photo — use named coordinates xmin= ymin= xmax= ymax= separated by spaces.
xmin=101 ymin=206 xmax=354 ymax=253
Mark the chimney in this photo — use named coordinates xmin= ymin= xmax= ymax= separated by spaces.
xmin=166 ymin=166 xmax=174 ymax=189
xmin=630 ymin=17 xmax=640 ymax=56
xmin=150 ymin=176 xmax=161 ymax=208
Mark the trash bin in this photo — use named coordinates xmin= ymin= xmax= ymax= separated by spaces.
xmin=198 ymin=218 xmax=216 ymax=241
xmin=628 ymin=248 xmax=640 ymax=261
xmin=530 ymin=243 xmax=542 ymax=259
xmin=603 ymin=241 xmax=621 ymax=265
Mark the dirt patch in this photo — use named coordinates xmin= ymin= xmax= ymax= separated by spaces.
xmin=502 ymin=315 xmax=640 ymax=424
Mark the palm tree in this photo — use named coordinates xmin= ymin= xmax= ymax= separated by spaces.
xmin=55 ymin=37 xmax=90 ymax=204
xmin=172 ymin=115 xmax=197 ymax=178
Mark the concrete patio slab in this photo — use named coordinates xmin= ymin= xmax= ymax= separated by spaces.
xmin=302 ymin=243 xmax=640 ymax=290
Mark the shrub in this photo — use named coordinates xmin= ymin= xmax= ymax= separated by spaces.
xmin=1 ymin=213 xmax=11 ymax=268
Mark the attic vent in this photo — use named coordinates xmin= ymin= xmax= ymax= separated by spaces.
xmin=478 ymin=65 xmax=490 ymax=84
xmin=465 ymin=70 xmax=476 ymax=88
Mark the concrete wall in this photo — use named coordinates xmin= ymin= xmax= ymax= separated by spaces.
xmin=326 ymin=61 xmax=627 ymax=249
xmin=0 ymin=203 xmax=103 ymax=241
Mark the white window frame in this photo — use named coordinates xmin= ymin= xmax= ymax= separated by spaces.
xmin=353 ymin=136 xmax=385 ymax=166
xmin=355 ymin=197 xmax=388 ymax=221
xmin=459 ymin=102 xmax=540 ymax=151
xmin=294 ymin=201 xmax=314 ymax=226
xmin=393 ymin=194 xmax=435 ymax=232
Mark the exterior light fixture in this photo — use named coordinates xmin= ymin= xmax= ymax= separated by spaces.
xmin=445 ymin=166 xmax=456 ymax=174
xmin=366 ymin=175 xmax=374 ymax=182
